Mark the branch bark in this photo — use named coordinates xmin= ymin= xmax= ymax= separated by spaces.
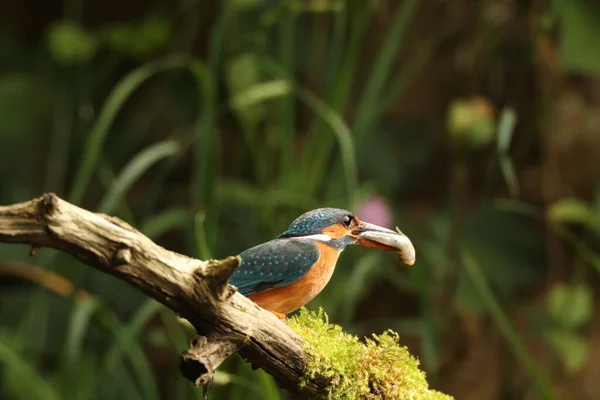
xmin=0 ymin=193 xmax=329 ymax=397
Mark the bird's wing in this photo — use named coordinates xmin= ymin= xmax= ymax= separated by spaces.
xmin=230 ymin=238 xmax=320 ymax=296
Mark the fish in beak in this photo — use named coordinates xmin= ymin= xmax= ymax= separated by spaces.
xmin=351 ymin=221 xmax=416 ymax=266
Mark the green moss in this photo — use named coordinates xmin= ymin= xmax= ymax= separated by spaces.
xmin=288 ymin=308 xmax=453 ymax=400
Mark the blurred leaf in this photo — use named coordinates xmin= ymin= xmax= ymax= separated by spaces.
xmin=595 ymin=189 xmax=600 ymax=231
xmin=462 ymin=252 xmax=556 ymax=400
xmin=225 ymin=53 xmax=264 ymax=131
xmin=356 ymin=121 xmax=430 ymax=194
xmin=214 ymin=370 xmax=234 ymax=385
xmin=295 ymin=86 xmax=357 ymax=201
xmin=289 ymin=0 xmax=344 ymax=13
xmin=496 ymin=107 xmax=517 ymax=153
xmin=47 ymin=22 xmax=97 ymax=65
xmin=140 ymin=207 xmax=189 ymax=239
xmin=463 ymin=205 xmax=547 ymax=297
xmin=98 ymin=139 xmax=179 ymax=214
xmin=62 ymin=297 xmax=102 ymax=370
xmin=498 ymin=157 xmax=520 ymax=198
xmin=379 ymin=33 xmax=437 ymax=114
xmin=545 ymin=329 xmax=588 ymax=373
xmin=101 ymin=16 xmax=171 ymax=58
xmin=229 ymin=80 xmax=292 ymax=114
xmin=353 ymin=0 xmax=420 ymax=142
xmin=547 ymin=197 xmax=597 ymax=229
xmin=454 ymin=274 xmax=488 ymax=315
xmin=0 ymin=333 xmax=60 ymax=400
xmin=299 ymin=0 xmax=376 ymax=195
xmin=447 ymin=97 xmax=496 ymax=152
xmin=105 ymin=300 xmax=162 ymax=370
xmin=216 ymin=180 xmax=315 ymax=208
xmin=104 ymin=299 xmax=163 ymax=400
xmin=230 ymin=360 xmax=276 ymax=399
xmin=339 ymin=252 xmax=382 ymax=324
xmin=0 ymin=74 xmax=51 ymax=137
xmin=552 ymin=225 xmax=600 ymax=275
xmin=69 ymin=55 xmax=196 ymax=204
xmin=194 ymin=211 xmax=213 ymax=260
xmin=227 ymin=0 xmax=263 ymax=9
xmin=547 ymin=283 xmax=593 ymax=329
xmin=255 ymin=369 xmax=281 ymax=400
xmin=496 ymin=107 xmax=520 ymax=197
xmin=0 ymin=74 xmax=51 ymax=190
xmin=554 ymin=0 xmax=600 ymax=76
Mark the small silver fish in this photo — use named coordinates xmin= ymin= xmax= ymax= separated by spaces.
xmin=352 ymin=222 xmax=416 ymax=265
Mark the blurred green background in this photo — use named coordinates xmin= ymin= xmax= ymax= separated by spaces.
xmin=1 ymin=0 xmax=600 ymax=399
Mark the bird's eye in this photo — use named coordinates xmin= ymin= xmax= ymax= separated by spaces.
xmin=341 ymin=215 xmax=353 ymax=227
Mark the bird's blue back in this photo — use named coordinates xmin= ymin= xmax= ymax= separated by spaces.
xmin=230 ymin=208 xmax=355 ymax=296
xmin=230 ymin=238 xmax=320 ymax=296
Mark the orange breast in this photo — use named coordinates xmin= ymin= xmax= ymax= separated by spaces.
xmin=248 ymin=242 xmax=340 ymax=315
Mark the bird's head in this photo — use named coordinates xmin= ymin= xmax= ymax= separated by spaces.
xmin=277 ymin=208 xmax=415 ymax=265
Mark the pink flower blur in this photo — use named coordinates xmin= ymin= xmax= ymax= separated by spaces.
xmin=355 ymin=195 xmax=392 ymax=228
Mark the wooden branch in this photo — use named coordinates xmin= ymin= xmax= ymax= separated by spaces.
xmin=0 ymin=194 xmax=329 ymax=397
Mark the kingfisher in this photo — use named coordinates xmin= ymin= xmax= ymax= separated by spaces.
xmin=230 ymin=208 xmax=415 ymax=319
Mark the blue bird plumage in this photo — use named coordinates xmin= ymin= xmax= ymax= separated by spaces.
xmin=229 ymin=207 xmax=415 ymax=318
xmin=230 ymin=208 xmax=353 ymax=297
xmin=233 ymin=239 xmax=319 ymax=296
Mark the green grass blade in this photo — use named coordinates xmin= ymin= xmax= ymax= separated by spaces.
xmin=188 ymin=58 xmax=218 ymax=259
xmin=277 ymin=7 xmax=296 ymax=175
xmin=215 ymin=180 xmax=316 ymax=209
xmin=126 ymin=342 xmax=161 ymax=400
xmin=68 ymin=55 xmax=191 ymax=205
xmin=97 ymin=160 xmax=137 ymax=222
xmin=296 ymin=86 xmax=358 ymax=202
xmin=552 ymin=225 xmax=600 ymax=274
xmin=158 ymin=309 xmax=190 ymax=353
xmin=104 ymin=299 xmax=163 ymax=400
xmin=276 ymin=8 xmax=296 ymax=179
xmin=105 ymin=299 xmax=162 ymax=369
xmin=255 ymin=369 xmax=281 ymax=400
xmin=0 ymin=334 xmax=60 ymax=400
xmin=353 ymin=0 xmax=420 ymax=143
xmin=194 ymin=211 xmax=213 ymax=260
xmin=61 ymin=297 xmax=102 ymax=381
xmin=462 ymin=251 xmax=556 ymax=400
xmin=497 ymin=107 xmax=517 ymax=153
xmin=261 ymin=62 xmax=358 ymax=199
xmin=140 ymin=207 xmax=190 ymax=239
xmin=97 ymin=139 xmax=180 ymax=214
xmin=301 ymin=1 xmax=376 ymax=192
xmin=227 ymin=80 xmax=292 ymax=111
xmin=379 ymin=33 xmax=437 ymax=113
xmin=324 ymin=0 xmax=348 ymax=88
xmin=339 ymin=253 xmax=382 ymax=324
xmin=496 ymin=107 xmax=520 ymax=197
xmin=107 ymin=363 xmax=146 ymax=400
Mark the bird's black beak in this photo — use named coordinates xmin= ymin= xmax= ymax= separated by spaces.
xmin=351 ymin=221 xmax=416 ymax=266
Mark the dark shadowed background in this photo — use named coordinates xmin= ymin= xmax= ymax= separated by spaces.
xmin=1 ymin=0 xmax=600 ymax=399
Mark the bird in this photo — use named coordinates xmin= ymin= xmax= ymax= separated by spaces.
xmin=229 ymin=208 xmax=415 ymax=320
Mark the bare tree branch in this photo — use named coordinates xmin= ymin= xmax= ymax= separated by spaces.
xmin=0 ymin=193 xmax=329 ymax=397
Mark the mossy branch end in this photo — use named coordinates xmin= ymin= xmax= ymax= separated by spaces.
xmin=0 ymin=194 xmax=453 ymax=399
xmin=290 ymin=309 xmax=453 ymax=399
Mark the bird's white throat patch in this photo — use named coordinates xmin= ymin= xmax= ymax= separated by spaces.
xmin=296 ymin=234 xmax=332 ymax=242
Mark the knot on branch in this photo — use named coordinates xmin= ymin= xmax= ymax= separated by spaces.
xmin=200 ymin=256 xmax=240 ymax=301
xmin=41 ymin=192 xmax=58 ymax=218
xmin=180 ymin=334 xmax=244 ymax=397
xmin=114 ymin=247 xmax=132 ymax=265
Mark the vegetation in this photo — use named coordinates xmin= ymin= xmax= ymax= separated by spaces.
xmin=289 ymin=308 xmax=452 ymax=399
xmin=2 ymin=0 xmax=600 ymax=399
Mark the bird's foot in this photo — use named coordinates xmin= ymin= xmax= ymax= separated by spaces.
xmin=268 ymin=310 xmax=289 ymax=322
